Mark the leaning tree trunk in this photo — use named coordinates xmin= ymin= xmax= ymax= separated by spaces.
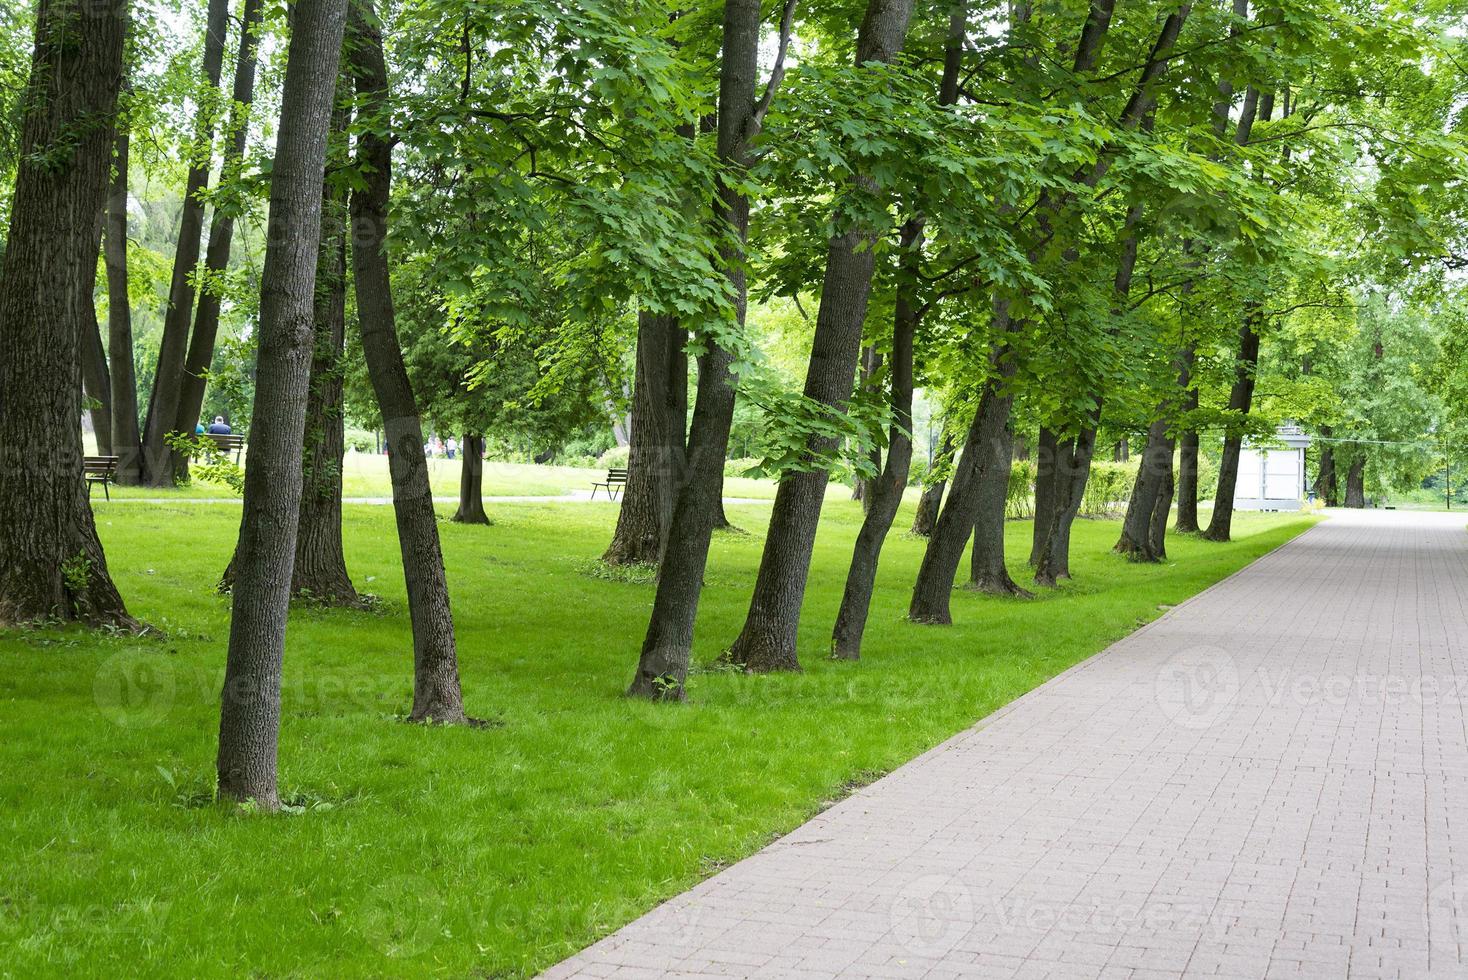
xmin=723 ymin=0 xmax=916 ymax=673
xmin=1344 ymin=455 xmax=1366 ymax=508
xmin=140 ymin=0 xmax=230 ymax=486
xmin=910 ymin=430 xmax=952 ymax=536
xmin=106 ymin=120 xmax=142 ymax=484
xmin=832 ymin=218 xmax=921 ymax=660
xmin=453 ymin=434 xmax=490 ymax=524
xmin=1115 ymin=418 xmax=1175 ymax=561
xmin=1315 ymin=425 xmax=1338 ymax=505
xmin=82 ymin=310 xmax=113 ymax=456
xmin=629 ymin=0 xmax=768 ymax=700
xmin=604 ymin=310 xmax=687 ymax=564
xmin=174 ymin=0 xmax=265 ymax=478
xmin=348 ymin=0 xmax=466 ymax=724
xmin=291 ymin=97 xmax=358 ymax=607
xmin=1029 ymin=427 xmax=1059 ymax=565
xmin=215 ymin=0 xmax=346 ymax=809
xmin=1202 ymin=314 xmax=1260 ymax=543
xmin=0 ymin=0 xmax=133 ymax=629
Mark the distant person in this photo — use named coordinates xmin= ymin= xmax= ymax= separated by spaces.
xmin=207 ymin=416 xmax=231 ymax=435
xmin=195 ymin=421 xmax=205 ymax=434
xmin=446 ymin=437 xmax=458 ymax=460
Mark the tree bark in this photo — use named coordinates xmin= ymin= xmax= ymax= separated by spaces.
xmin=174 ymin=0 xmax=265 ymax=473
xmin=604 ymin=310 xmax=687 ymax=564
xmin=1116 ymin=418 xmax=1174 ymax=560
xmin=1029 ymin=427 xmax=1059 ymax=565
xmin=831 ymin=218 xmax=921 ymax=660
xmin=1314 ymin=425 xmax=1338 ymax=505
xmin=0 ymin=0 xmax=132 ymax=628
xmin=1344 ymin=455 xmax=1366 ymax=507
xmin=1201 ymin=315 xmax=1260 ymax=543
xmin=629 ymin=0 xmax=767 ymax=699
xmin=347 ymin=0 xmax=466 ymax=724
xmin=82 ymin=309 xmax=113 ymax=456
xmin=291 ymin=94 xmax=358 ymax=606
xmin=453 ymin=434 xmax=490 ymax=524
xmin=1174 ymin=348 xmax=1200 ymax=532
xmin=215 ymin=0 xmax=346 ymax=809
xmin=106 ymin=120 xmax=142 ymax=483
xmin=910 ymin=431 xmax=951 ymax=536
xmin=140 ymin=0 xmax=230 ymax=486
xmin=723 ymin=0 xmax=916 ymax=673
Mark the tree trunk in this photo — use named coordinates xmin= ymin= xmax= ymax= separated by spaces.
xmin=1149 ymin=458 xmax=1175 ymax=558
xmin=1315 ymin=425 xmax=1338 ymax=505
xmin=105 ymin=120 xmax=142 ymax=483
xmin=453 ymin=434 xmax=490 ymax=524
xmin=174 ymin=0 xmax=265 ymax=473
xmin=1201 ymin=315 xmax=1260 ymax=543
xmin=82 ymin=309 xmax=113 ymax=456
xmin=850 ymin=344 xmax=882 ymax=510
xmin=1034 ymin=422 xmax=1098 ymax=586
xmin=1175 ymin=348 xmax=1200 ymax=532
xmin=1344 ymin=455 xmax=1366 ymax=507
xmin=141 ymin=0 xmax=230 ymax=486
xmin=1029 ymin=427 xmax=1059 ymax=564
xmin=723 ymin=0 xmax=916 ymax=673
xmin=910 ymin=431 xmax=951 ymax=536
xmin=347 ymin=0 xmax=466 ymax=724
xmin=629 ymin=0 xmax=764 ymax=700
xmin=0 ymin=0 xmax=132 ymax=628
xmin=291 ymin=96 xmax=358 ymax=606
xmin=215 ymin=0 xmax=346 ymax=809
xmin=604 ymin=310 xmax=687 ymax=564
xmin=832 ymin=218 xmax=921 ymax=660
xmin=1115 ymin=418 xmax=1175 ymax=561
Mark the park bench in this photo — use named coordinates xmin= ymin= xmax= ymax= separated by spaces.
xmin=206 ymin=432 xmax=246 ymax=463
xmin=84 ymin=456 xmax=119 ymax=500
xmin=590 ymin=467 xmax=628 ymax=501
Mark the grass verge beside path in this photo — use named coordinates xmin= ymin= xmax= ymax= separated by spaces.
xmin=0 ymin=500 xmax=1313 ymax=976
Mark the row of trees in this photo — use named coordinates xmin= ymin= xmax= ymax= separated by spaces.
xmin=1 ymin=0 xmax=1465 ymax=808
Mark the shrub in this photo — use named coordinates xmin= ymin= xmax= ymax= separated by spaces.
xmin=1007 ymin=459 xmax=1036 ymax=519
xmin=1082 ymin=461 xmax=1135 ymax=517
xmin=596 ymin=445 xmax=630 ymax=470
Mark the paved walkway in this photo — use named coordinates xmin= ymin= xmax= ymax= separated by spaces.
xmin=545 ymin=510 xmax=1468 ymax=979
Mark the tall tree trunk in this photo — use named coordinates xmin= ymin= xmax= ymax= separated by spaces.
xmin=82 ymin=310 xmax=113 ymax=455
xmin=1115 ymin=418 xmax=1174 ymax=560
xmin=0 ymin=0 xmax=132 ymax=628
xmin=453 ymin=433 xmax=489 ymax=524
xmin=1344 ymin=455 xmax=1366 ymax=507
xmin=1201 ymin=315 xmax=1260 ymax=543
xmin=347 ymin=0 xmax=466 ymax=724
xmin=723 ymin=0 xmax=916 ymax=673
xmin=604 ymin=310 xmax=687 ymax=564
xmin=291 ymin=94 xmax=357 ymax=606
xmin=629 ymin=0 xmax=770 ymax=699
xmin=174 ymin=0 xmax=265 ymax=474
xmin=850 ymin=344 xmax=882 ymax=509
xmin=141 ymin=0 xmax=230 ymax=486
xmin=1028 ymin=427 xmax=1059 ymax=565
xmin=910 ymin=430 xmax=951 ymax=536
xmin=1149 ymin=457 xmax=1175 ymax=558
xmin=106 ymin=120 xmax=142 ymax=483
xmin=831 ymin=218 xmax=921 ymax=660
xmin=1315 ymin=426 xmax=1338 ymax=505
xmin=1175 ymin=348 xmax=1200 ymax=531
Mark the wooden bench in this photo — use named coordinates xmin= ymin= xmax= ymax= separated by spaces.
xmin=205 ymin=432 xmax=246 ymax=463
xmin=84 ymin=456 xmax=119 ymax=500
xmin=590 ymin=467 xmax=628 ymax=501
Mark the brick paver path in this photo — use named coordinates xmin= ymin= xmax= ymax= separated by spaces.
xmin=545 ymin=510 xmax=1468 ymax=979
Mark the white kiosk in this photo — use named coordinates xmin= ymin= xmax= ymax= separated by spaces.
xmin=1234 ymin=424 xmax=1312 ymax=511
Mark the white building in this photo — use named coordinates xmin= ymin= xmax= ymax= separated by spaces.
xmin=1234 ymin=424 xmax=1312 ymax=511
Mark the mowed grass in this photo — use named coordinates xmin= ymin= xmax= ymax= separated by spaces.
xmin=102 ymin=454 xmax=785 ymax=501
xmin=0 ymin=492 xmax=1313 ymax=977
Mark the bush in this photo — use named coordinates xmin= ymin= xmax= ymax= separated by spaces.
xmin=596 ymin=446 xmax=630 ymax=470
xmin=1007 ymin=459 xmax=1036 ymax=519
xmin=907 ymin=454 xmax=930 ymax=488
xmin=1082 ymin=461 xmax=1135 ymax=517
xmin=724 ymin=457 xmax=762 ymax=479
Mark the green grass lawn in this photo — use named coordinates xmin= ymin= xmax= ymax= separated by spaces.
xmin=102 ymin=454 xmax=785 ymax=501
xmin=0 ymin=495 xmax=1313 ymax=977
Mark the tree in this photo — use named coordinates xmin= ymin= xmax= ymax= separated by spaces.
xmin=216 ymin=0 xmax=349 ymax=807
xmin=347 ymin=0 xmax=467 ymax=723
xmin=105 ymin=115 xmax=142 ymax=483
xmin=0 ymin=0 xmax=132 ymax=627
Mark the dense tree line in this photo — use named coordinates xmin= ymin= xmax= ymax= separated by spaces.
xmin=1 ymin=0 xmax=1466 ymax=806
